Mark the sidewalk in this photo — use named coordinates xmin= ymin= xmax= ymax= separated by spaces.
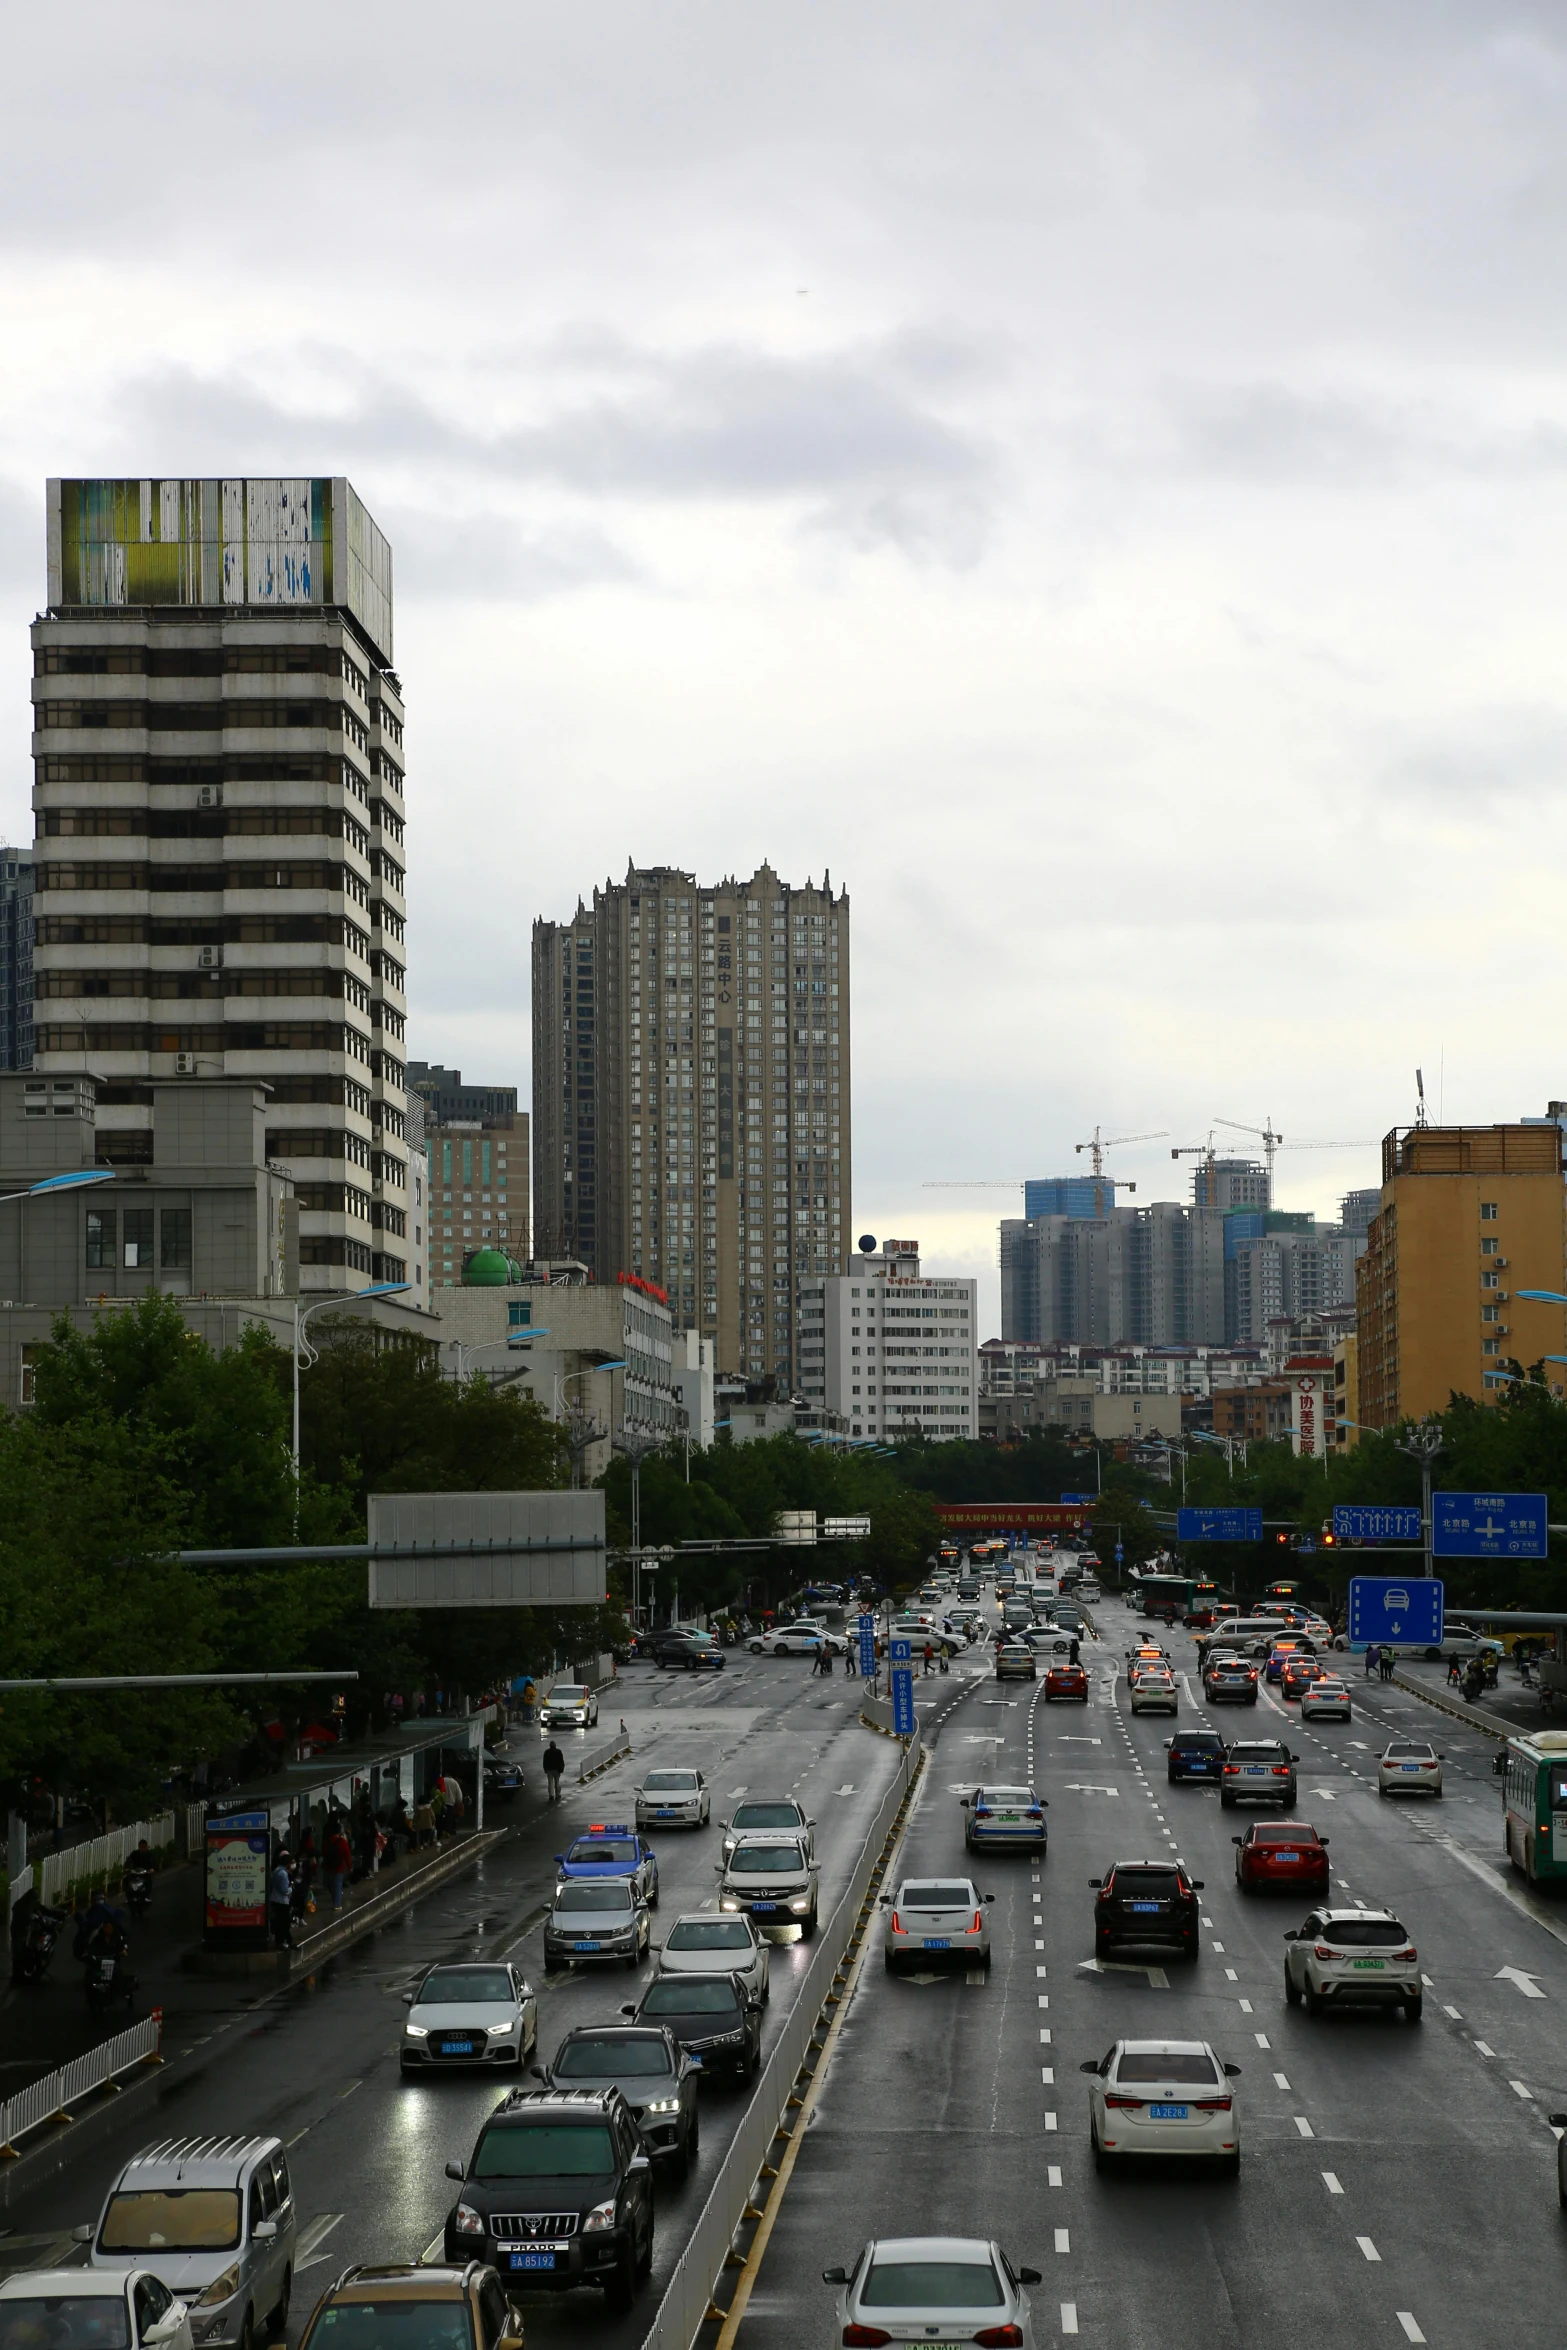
xmin=1391 ymin=1654 xmax=1546 ymax=1741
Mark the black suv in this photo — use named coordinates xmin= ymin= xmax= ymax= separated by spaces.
xmin=621 ymin=1970 xmax=762 ymax=2079
xmin=442 ymin=2088 xmax=653 ymax=2313
xmin=536 ymin=2024 xmax=700 ymax=2175
xmin=1220 ymin=1739 xmax=1298 ymax=1809
xmin=1165 ymin=1729 xmax=1228 ymax=1785
xmin=646 ymin=1629 xmax=725 ymax=1671
xmin=1091 ymin=1861 xmax=1204 ymax=1959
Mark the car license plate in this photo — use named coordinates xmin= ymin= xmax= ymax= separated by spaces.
xmin=752 ymin=1901 xmax=777 ymax=1913
xmin=1274 ymin=1852 xmax=1301 ymax=1863
xmin=924 ymin=1937 xmax=952 ymax=1948
xmin=656 ymin=1808 xmax=676 ymax=1818
xmin=442 ymin=2039 xmax=475 ymax=2054
xmin=997 ymin=1812 xmax=1020 ymax=1823
xmin=509 ymin=2252 xmax=556 ymax=2271
xmin=1401 ymin=1764 xmax=1421 ymax=1773
xmin=1352 ymin=1958 xmax=1385 ymax=1970
xmin=1149 ymin=2104 xmax=1188 ymax=2120
xmin=573 ymin=1940 xmax=602 ymax=1952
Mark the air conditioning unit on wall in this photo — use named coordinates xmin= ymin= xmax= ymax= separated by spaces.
xmin=197 ymin=945 xmax=223 ymax=969
xmin=175 ymin=1053 xmax=196 ymax=1076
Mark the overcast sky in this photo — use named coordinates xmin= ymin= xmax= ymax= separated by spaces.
xmin=4 ymin=3 xmax=1566 ymax=1330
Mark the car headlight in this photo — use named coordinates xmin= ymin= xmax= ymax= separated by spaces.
xmin=452 ymin=2204 xmax=486 ymax=2238
xmin=788 ymin=1896 xmax=811 ymax=1913
xmin=582 ymin=2198 xmax=620 ymax=2233
xmin=721 ymin=1897 xmax=740 ymax=1911
xmin=195 ymin=2269 xmax=240 ymax=2310
xmin=404 ymin=2023 xmax=429 ymax=2038
xmin=487 ymin=2020 xmax=516 ymax=2035
xmin=643 ymin=2095 xmax=682 ymax=2114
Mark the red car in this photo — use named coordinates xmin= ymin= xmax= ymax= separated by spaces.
xmin=1045 ymin=1662 xmax=1089 ymax=1702
xmin=1281 ymin=1658 xmax=1326 ymax=1702
xmin=1232 ymin=1821 xmax=1329 ymax=1894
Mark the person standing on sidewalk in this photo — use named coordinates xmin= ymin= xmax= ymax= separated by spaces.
xmin=324 ymin=1819 xmax=352 ymax=1911
xmin=269 ymin=1853 xmax=294 ymax=1951
xmin=543 ymin=1741 xmax=566 ymax=1804
xmin=1364 ymin=1643 xmax=1379 ymax=1680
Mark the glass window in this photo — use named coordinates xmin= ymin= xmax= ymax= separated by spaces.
xmin=898 ymin=1882 xmax=977 ymax=1909
xmin=160 ymin=1210 xmax=191 ymax=1271
xmin=728 ymin=1843 xmax=805 ymax=1876
xmin=471 ymin=2124 xmax=616 ymax=2179
xmin=85 ymin=1208 xmax=115 ymax=1269
xmin=101 ymin=2190 xmax=240 ymax=2252
xmin=665 ymin=1919 xmax=753 ymax=1951
xmin=553 ymin=2035 xmax=673 ymax=2077
xmin=122 ymin=1208 xmax=154 ymax=1269
xmin=553 ymin=1884 xmax=634 ymax=1915
xmin=860 ymin=2263 xmax=1003 ymax=2310
xmin=308 ymin=2304 xmax=474 ymax=2350
xmin=638 ymin=1978 xmax=739 ymax=2015
xmin=416 ymin=1967 xmax=515 ymax=2004
xmin=0 ymin=2299 xmax=131 ymax=2350
xmin=1320 ymin=1917 xmax=1407 ymax=1947
xmin=1114 ymin=2050 xmax=1222 ymax=2085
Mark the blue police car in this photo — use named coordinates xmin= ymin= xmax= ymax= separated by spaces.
xmin=556 ymin=1823 xmax=660 ymax=1908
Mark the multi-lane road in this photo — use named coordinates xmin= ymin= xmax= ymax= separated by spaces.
xmin=8 ymin=1588 xmax=1567 ymax=2350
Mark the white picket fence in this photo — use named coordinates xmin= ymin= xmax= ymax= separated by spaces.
xmin=0 ymin=2009 xmax=163 ymax=2158
xmin=12 ymin=1813 xmax=176 ymax=1915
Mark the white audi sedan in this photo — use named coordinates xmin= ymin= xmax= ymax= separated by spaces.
xmin=881 ymin=1876 xmax=994 ymax=1974
xmin=399 ymin=1960 xmax=538 ymax=2073
xmin=748 ymin=1621 xmax=847 ymax=1657
xmin=1377 ymin=1739 xmax=1444 ymax=1798
xmin=657 ymin=1911 xmax=771 ymax=2004
xmin=1299 ymin=1676 xmax=1352 ymax=1722
xmin=1082 ymin=2039 xmax=1242 ymax=2173
xmin=635 ymin=1767 xmax=711 ymax=1829
xmin=822 ymin=2239 xmax=1041 ymax=2350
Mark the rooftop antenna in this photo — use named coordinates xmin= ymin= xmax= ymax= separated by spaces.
xmin=1415 ymin=1069 xmax=1427 ymax=1128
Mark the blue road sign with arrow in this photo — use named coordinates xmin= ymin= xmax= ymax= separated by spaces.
xmin=889 ymin=1636 xmax=915 ymax=1736
xmin=858 ymin=1611 xmax=877 ymax=1679
xmin=1333 ymin=1504 xmax=1423 ymax=1543
xmin=1176 ymin=1507 xmax=1262 ymax=1543
xmin=1432 ymin=1492 xmax=1548 ymax=1560
xmin=1347 ymin=1577 xmax=1444 ymax=1646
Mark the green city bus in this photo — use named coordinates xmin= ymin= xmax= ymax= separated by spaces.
xmin=1501 ymin=1729 xmax=1567 ymax=1882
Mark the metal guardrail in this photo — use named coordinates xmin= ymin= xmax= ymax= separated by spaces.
xmin=0 ymin=2010 xmax=164 ymax=2159
xmin=579 ymin=1739 xmax=632 ymax=1786
xmin=640 ymin=1734 xmax=923 ymax=2350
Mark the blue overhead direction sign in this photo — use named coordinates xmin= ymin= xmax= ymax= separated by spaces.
xmin=1432 ymin=1492 xmax=1548 ymax=1561
xmin=1061 ymin=1493 xmax=1094 ymax=1505
xmin=1347 ymin=1577 xmax=1444 ymax=1647
xmin=1333 ymin=1505 xmax=1423 ymax=1544
xmin=890 ymin=1652 xmax=916 ymax=1737
xmin=1176 ymin=1507 xmax=1263 ymax=1544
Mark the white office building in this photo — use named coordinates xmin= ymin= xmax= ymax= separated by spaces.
xmin=799 ymin=1237 xmax=977 ymax=1442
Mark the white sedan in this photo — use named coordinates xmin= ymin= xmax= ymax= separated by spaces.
xmin=748 ymin=1621 xmax=847 ymax=1656
xmin=1082 ymin=2038 xmax=1242 ymax=2173
xmin=881 ymin=1876 xmax=994 ymax=1974
xmin=822 ymin=2239 xmax=1041 ymax=2350
xmin=1300 ymin=1676 xmax=1352 ymax=1721
xmin=539 ymin=1682 xmax=599 ymax=1728
xmin=1129 ymin=1667 xmax=1179 ymax=1715
xmin=635 ymin=1767 xmax=711 ymax=1828
xmin=1377 ymin=1740 xmax=1444 ymax=1797
xmin=657 ymin=1911 xmax=771 ymax=2003
xmin=0 ymin=2271 xmax=194 ymax=2350
xmin=400 ymin=1959 xmax=538 ymax=2071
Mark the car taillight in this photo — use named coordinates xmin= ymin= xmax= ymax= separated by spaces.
xmin=1222 ymin=1764 xmax=1239 ymax=1775
xmin=1272 ymin=1765 xmax=1290 ymax=1775
xmin=890 ymin=1912 xmax=906 ymax=1934
xmin=844 ymin=2329 xmax=891 ymax=2347
xmin=1104 ymin=2093 xmax=1144 ymax=2109
xmin=975 ymin=2329 xmax=1024 ymax=2347
xmin=974 ymin=1806 xmax=992 ymax=1818
xmin=1027 ymin=1807 xmax=1044 ymax=1819
xmin=1314 ymin=1944 xmax=1338 ymax=1960
xmin=1193 ymin=2097 xmax=1232 ymax=2113
xmin=972 ymin=1911 xmax=984 ymax=1933
xmin=1392 ymin=1946 xmax=1417 ymax=1962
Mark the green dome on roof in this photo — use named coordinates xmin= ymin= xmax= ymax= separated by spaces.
xmin=463 ymin=1247 xmax=516 ymax=1286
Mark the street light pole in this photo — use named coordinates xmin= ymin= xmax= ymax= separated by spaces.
xmin=1392 ymin=1416 xmax=1443 ymax=1581
xmin=557 ymin=1361 xmax=628 ymax=1490
xmin=292 ymin=1280 xmax=410 ymax=1477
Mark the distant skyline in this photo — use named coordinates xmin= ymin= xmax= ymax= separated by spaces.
xmin=4 ymin=4 xmax=1565 ymax=1332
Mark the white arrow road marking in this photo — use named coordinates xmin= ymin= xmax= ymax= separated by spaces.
xmin=1497 ymin=1965 xmax=1547 ymax=1998
xmin=1063 ymin=1784 xmax=1120 ymax=1795
xmin=296 ymin=2215 xmax=345 ymax=2272
xmin=1078 ymin=1958 xmax=1168 ymax=1988
xmin=836 ymin=1784 xmax=856 ymax=1795
xmin=1056 ymin=1737 xmax=1102 ymax=1745
xmin=421 ymin=2228 xmax=448 ymax=2265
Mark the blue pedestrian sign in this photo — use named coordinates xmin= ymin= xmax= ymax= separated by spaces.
xmin=1176 ymin=1507 xmax=1263 ymax=1543
xmin=1347 ymin=1577 xmax=1444 ymax=1647
xmin=1114 ymin=1544 xmax=1124 ymax=1564
xmin=889 ymin=1634 xmax=916 ymax=1735
xmin=1432 ymin=1492 xmax=1548 ymax=1560
xmin=890 ymin=1638 xmax=911 ymax=1664
xmin=858 ymin=1611 xmax=877 ymax=1679
xmin=1333 ymin=1504 xmax=1423 ymax=1544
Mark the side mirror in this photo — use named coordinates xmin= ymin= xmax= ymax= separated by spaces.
xmin=71 ymin=2226 xmax=93 ymax=2245
xmin=1191 ymin=1881 xmax=1204 ymax=1891
xmin=1283 ymin=1930 xmax=1298 ymax=1942
xmin=253 ymin=2220 xmax=277 ymax=2242
xmin=445 ymin=2160 xmax=465 ymax=2182
xmin=530 ymin=2064 xmax=547 ymax=2081
xmin=401 ymin=1990 xmax=415 ymax=2005
xmin=1224 ymin=2062 xmax=1242 ymax=2077
xmin=553 ymin=1855 xmax=564 ymax=1867
xmin=1078 ymin=2060 xmax=1099 ymax=2074
xmin=620 ymin=2002 xmax=637 ymax=2018
xmin=1017 ymin=2267 xmax=1043 ymax=2284
xmin=822 ymin=2268 xmax=849 ymax=2285
xmin=629 ymin=2154 xmax=651 ymax=2175
xmin=1089 ymin=1877 xmax=1101 ymax=1889
xmin=1549 ymin=2113 xmax=1567 ymax=2128
xmin=878 ymin=1893 xmax=891 ymax=1905
xmin=1162 ymin=1738 xmax=1173 ymax=1749
xmin=1231 ymin=1837 xmax=1242 ymax=1847
xmin=1318 ymin=1838 xmax=1329 ymax=1848
xmin=959 ymin=1797 xmax=971 ymax=1809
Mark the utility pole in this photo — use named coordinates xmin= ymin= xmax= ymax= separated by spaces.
xmin=1394 ymin=1416 xmax=1444 ymax=1579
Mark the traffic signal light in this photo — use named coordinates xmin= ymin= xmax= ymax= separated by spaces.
xmin=1275 ymin=1530 xmax=1289 ymax=1545
xmin=1322 ymin=1530 xmax=1336 ymax=1548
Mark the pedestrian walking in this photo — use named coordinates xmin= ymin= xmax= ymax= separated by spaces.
xmin=324 ymin=1820 xmax=352 ymax=1911
xmin=1364 ymin=1643 xmax=1379 ymax=1679
xmin=269 ymin=1852 xmax=294 ymax=1951
xmin=543 ymin=1740 xmax=567 ymax=1804
xmin=845 ymin=1641 xmax=858 ymax=1680
xmin=922 ymin=1642 xmax=935 ymax=1678
xmin=1380 ymin=1648 xmax=1395 ymax=1683
xmin=412 ymin=1797 xmax=436 ymax=1849
xmin=1069 ymin=1636 xmax=1080 ymax=1666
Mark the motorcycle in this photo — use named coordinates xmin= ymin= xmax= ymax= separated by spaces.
xmin=124 ymin=1863 xmax=154 ymax=1919
xmin=16 ymin=1902 xmax=67 ymax=1983
xmin=83 ymin=1943 xmax=137 ymax=2018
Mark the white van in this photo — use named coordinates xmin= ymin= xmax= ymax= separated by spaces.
xmin=1199 ymin=1614 xmax=1292 ymax=1659
xmin=87 ymin=2136 xmax=297 ymax=2348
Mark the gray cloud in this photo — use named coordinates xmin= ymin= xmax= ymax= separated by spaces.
xmin=1381 ymin=709 xmax=1567 ymax=804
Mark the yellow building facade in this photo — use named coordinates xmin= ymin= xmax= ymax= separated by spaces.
xmin=1356 ymin=1124 xmax=1567 ymax=1428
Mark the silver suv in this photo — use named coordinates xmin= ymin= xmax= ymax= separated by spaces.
xmin=87 ymin=2136 xmax=297 ymax=2350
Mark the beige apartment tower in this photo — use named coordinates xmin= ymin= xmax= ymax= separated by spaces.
xmin=30 ymin=479 xmax=411 ymax=1293
xmin=533 ymin=863 xmax=850 ymax=1385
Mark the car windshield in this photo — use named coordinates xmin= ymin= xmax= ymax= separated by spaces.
xmin=978 ymin=1788 xmax=1033 ymax=1806
xmin=643 ymin=1773 xmax=699 ymax=1792
xmin=417 ymin=1968 xmax=514 ymax=2004
xmin=640 ymin=1979 xmax=739 ymax=2015
xmin=555 ymin=2035 xmax=672 ymax=2078
xmin=730 ymin=1844 xmax=805 ymax=1876
xmin=1115 ymin=2051 xmax=1221 ymax=2085
xmin=732 ymin=1804 xmax=801 ymax=1831
xmin=550 ymin=1688 xmax=587 ymax=1701
xmin=309 ymin=2304 xmax=475 ymax=2350
xmin=1386 ymin=1745 xmax=1435 ymax=1759
xmin=555 ymin=1885 xmax=634 ymax=1915
xmin=567 ymin=1841 xmax=637 ymax=1866
xmin=100 ymin=2188 xmax=240 ymax=2251
xmin=0 ymin=2299 xmax=131 ymax=2350
xmin=1253 ymin=1827 xmax=1317 ymax=1845
xmin=1112 ymin=1870 xmax=1180 ymax=1897
xmin=860 ymin=2262 xmax=1003 ymax=2310
xmin=1322 ymin=1918 xmax=1408 ymax=1947
xmin=1175 ymin=1735 xmax=1225 ymax=1752
xmin=899 ymin=1883 xmax=976 ymax=1911
xmin=1230 ymin=1747 xmax=1285 ymax=1763
xmin=667 ymin=1920 xmax=752 ymax=1951
xmin=471 ymin=2124 xmax=616 ymax=2178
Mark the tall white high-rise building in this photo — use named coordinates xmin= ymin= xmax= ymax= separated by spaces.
xmin=802 ymin=1238 xmax=977 ymax=1441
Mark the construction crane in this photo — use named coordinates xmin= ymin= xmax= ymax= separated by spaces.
xmin=1171 ymin=1132 xmax=1219 ymax=1207
xmin=1213 ymin=1115 xmax=1376 ymax=1191
xmin=1075 ymin=1125 xmax=1167 ymax=1178
xmin=923 ymin=1131 xmax=1167 ymax=1217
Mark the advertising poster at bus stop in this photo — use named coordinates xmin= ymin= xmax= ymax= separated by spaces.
xmin=205 ymin=1809 xmax=270 ymax=1945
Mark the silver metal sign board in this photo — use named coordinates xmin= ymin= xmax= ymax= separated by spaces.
xmin=367 ymin=1490 xmax=606 ymax=1609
